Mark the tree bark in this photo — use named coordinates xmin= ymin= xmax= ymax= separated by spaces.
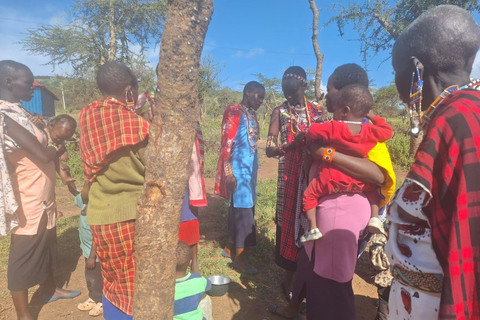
xmin=308 ymin=0 xmax=325 ymax=102
xmin=133 ymin=0 xmax=214 ymax=319
xmin=108 ymin=0 xmax=117 ymax=61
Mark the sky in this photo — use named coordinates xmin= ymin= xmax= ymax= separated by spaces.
xmin=2 ymin=0 xmax=480 ymax=91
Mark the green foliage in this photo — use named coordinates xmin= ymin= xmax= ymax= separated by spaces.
xmin=65 ymin=141 xmax=84 ymax=181
xmin=386 ymin=118 xmax=414 ymax=169
xmin=201 ymin=117 xmax=222 ymax=178
xmin=20 ymin=0 xmax=166 ymax=76
xmin=198 ymin=55 xmax=223 ymax=117
xmin=329 ymin=0 xmax=480 ymax=64
xmin=372 ymin=84 xmax=403 ymax=118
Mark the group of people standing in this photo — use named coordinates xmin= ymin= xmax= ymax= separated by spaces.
xmin=1 ymin=4 xmax=480 ymax=320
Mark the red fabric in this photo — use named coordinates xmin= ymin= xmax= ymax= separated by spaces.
xmin=303 ymin=117 xmax=391 ymax=211
xmin=91 ymin=220 xmax=135 ymax=316
xmin=214 ymin=104 xmax=243 ymax=199
xmin=178 ymin=219 xmax=200 ymax=245
xmin=306 ymin=116 xmax=392 ymax=154
xmin=190 ymin=123 xmax=207 ymax=207
xmin=407 ymin=89 xmax=480 ymax=319
xmin=279 ymin=102 xmax=316 ymax=262
xmin=79 ymin=98 xmax=150 ymax=182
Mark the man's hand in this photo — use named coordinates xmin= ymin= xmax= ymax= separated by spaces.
xmin=366 ymin=110 xmax=376 ymax=120
xmin=226 ymin=174 xmax=237 ymax=193
xmin=293 ymin=131 xmax=306 ymax=147
xmin=86 ymin=256 xmax=96 ymax=270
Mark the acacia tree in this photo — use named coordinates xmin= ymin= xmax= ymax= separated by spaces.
xmin=329 ymin=0 xmax=480 ymax=155
xmin=133 ymin=0 xmax=214 ymax=318
xmin=20 ymin=0 xmax=166 ymax=75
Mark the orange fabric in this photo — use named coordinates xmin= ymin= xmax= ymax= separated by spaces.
xmin=8 ymin=125 xmax=56 ymax=235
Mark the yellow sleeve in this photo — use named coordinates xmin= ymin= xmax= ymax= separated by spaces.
xmin=367 ymin=142 xmax=396 ymax=208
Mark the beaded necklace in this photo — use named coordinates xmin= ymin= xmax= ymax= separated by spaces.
xmin=281 ymin=97 xmax=311 ymax=134
xmin=239 ymin=104 xmax=259 ymax=152
xmin=20 ymin=106 xmax=46 ymax=130
xmin=414 ymin=78 xmax=480 ymax=136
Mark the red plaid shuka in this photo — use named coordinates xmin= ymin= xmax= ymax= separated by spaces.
xmin=91 ymin=221 xmax=135 ymax=315
xmin=214 ymin=105 xmax=243 ymax=199
xmin=407 ymin=89 xmax=480 ymax=319
xmin=79 ymin=98 xmax=150 ymax=182
xmin=278 ymin=102 xmax=316 ymax=262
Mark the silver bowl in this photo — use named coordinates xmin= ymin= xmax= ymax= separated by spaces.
xmin=206 ymin=275 xmax=231 ymax=297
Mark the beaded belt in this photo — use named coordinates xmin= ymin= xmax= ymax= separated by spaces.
xmin=393 ymin=265 xmax=443 ymax=296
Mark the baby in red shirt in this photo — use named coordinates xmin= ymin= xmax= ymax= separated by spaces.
xmin=301 ymin=84 xmax=392 ymax=242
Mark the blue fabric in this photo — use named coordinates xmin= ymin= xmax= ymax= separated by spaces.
xmin=78 ymin=215 xmax=93 ymax=258
xmin=74 ymin=192 xmax=86 ymax=211
xmin=231 ymin=113 xmax=258 ymax=208
xmin=102 ymin=295 xmax=132 ymax=320
xmin=180 ymin=187 xmax=197 ymax=222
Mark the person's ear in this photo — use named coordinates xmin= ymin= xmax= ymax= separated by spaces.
xmin=411 ymin=56 xmax=424 ymax=78
xmin=343 ymin=105 xmax=351 ymax=115
xmin=5 ymin=77 xmax=13 ymax=90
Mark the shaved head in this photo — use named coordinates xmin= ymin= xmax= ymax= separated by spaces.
xmin=392 ymin=5 xmax=480 ymax=74
xmin=0 ymin=60 xmax=31 ymax=86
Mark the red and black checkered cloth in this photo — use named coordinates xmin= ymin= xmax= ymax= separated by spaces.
xmin=278 ymin=102 xmax=316 ymax=262
xmin=79 ymin=98 xmax=150 ymax=182
xmin=408 ymin=89 xmax=480 ymax=319
xmin=91 ymin=221 xmax=135 ymax=315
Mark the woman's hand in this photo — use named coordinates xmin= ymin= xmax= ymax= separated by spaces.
xmin=226 ymin=174 xmax=237 ymax=193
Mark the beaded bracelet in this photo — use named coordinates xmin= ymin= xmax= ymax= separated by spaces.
xmin=266 ymin=135 xmax=278 ymax=148
xmin=322 ymin=147 xmax=335 ymax=163
xmin=48 ymin=143 xmax=61 ymax=152
xmin=224 ymin=163 xmax=233 ymax=176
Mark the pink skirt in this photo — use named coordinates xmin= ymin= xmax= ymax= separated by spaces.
xmin=303 ymin=193 xmax=370 ymax=283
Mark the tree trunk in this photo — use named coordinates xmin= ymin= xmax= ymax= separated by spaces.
xmin=308 ymin=0 xmax=325 ymax=102
xmin=133 ymin=0 xmax=214 ymax=319
xmin=108 ymin=0 xmax=117 ymax=61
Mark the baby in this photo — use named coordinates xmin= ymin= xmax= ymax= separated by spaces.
xmin=301 ymin=84 xmax=392 ymax=242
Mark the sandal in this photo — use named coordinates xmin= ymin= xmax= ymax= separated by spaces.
xmin=267 ymin=304 xmax=302 ymax=320
xmin=232 ymin=261 xmax=258 ymax=275
xmin=221 ymin=249 xmax=232 ymax=260
xmin=44 ymin=290 xmax=81 ymax=304
xmin=77 ymin=297 xmax=96 ymax=311
xmin=89 ymin=302 xmax=103 ymax=317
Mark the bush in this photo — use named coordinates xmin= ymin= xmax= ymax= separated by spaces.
xmin=65 ymin=141 xmax=84 ymax=181
xmin=386 ymin=118 xmax=414 ymax=170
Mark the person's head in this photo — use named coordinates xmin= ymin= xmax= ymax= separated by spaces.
xmin=282 ymin=66 xmax=307 ymax=106
xmin=96 ymin=61 xmax=139 ymax=105
xmin=332 ymin=84 xmax=373 ymax=121
xmin=176 ymin=241 xmax=192 ymax=274
xmin=0 ymin=60 xmax=34 ymax=103
xmin=47 ymin=114 xmax=77 ymax=144
xmin=242 ymin=81 xmax=265 ymax=111
xmin=392 ymin=5 xmax=480 ymax=109
xmin=325 ymin=63 xmax=369 ymax=112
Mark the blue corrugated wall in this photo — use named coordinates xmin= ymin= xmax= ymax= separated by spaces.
xmin=21 ymin=89 xmax=43 ymax=115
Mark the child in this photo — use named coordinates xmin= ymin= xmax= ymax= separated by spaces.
xmin=174 ymin=241 xmax=211 ymax=320
xmin=75 ymin=188 xmax=103 ymax=317
xmin=301 ymin=84 xmax=392 ymax=242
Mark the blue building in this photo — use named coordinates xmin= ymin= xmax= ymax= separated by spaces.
xmin=21 ymin=81 xmax=59 ymax=118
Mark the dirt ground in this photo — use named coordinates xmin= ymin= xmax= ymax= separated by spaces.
xmin=0 ymin=148 xmax=389 ymax=320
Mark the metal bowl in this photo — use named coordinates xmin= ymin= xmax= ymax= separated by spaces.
xmin=206 ymin=275 xmax=231 ymax=297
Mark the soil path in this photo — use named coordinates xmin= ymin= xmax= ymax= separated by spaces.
xmin=0 ymin=145 xmax=379 ymax=320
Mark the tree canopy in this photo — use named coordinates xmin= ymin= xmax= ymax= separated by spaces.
xmin=20 ymin=0 xmax=167 ymax=75
xmin=329 ymin=0 xmax=480 ymax=64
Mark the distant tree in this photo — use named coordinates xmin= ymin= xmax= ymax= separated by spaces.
xmin=329 ymin=0 xmax=480 ymax=64
xmin=372 ymin=84 xmax=402 ymax=118
xmin=20 ymin=0 xmax=166 ymax=76
xmin=253 ymin=73 xmax=283 ymax=125
xmin=198 ymin=55 xmax=223 ymax=117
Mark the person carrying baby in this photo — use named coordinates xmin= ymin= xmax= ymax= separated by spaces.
xmin=301 ymin=84 xmax=392 ymax=242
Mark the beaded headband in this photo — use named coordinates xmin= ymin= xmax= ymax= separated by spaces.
xmin=283 ymin=73 xmax=307 ymax=84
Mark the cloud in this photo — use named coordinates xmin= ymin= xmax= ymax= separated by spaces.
xmin=232 ymin=48 xmax=265 ymax=59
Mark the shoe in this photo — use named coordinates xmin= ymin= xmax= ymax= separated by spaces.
xmin=368 ymin=217 xmax=386 ymax=235
xmin=77 ymin=297 xmax=96 ymax=311
xmin=221 ymin=249 xmax=232 ymax=260
xmin=232 ymin=261 xmax=258 ymax=275
xmin=89 ymin=302 xmax=103 ymax=317
xmin=300 ymin=228 xmax=322 ymax=243
xmin=266 ymin=304 xmax=302 ymax=320
xmin=44 ymin=290 xmax=81 ymax=304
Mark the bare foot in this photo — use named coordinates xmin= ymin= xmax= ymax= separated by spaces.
xmin=233 ymin=257 xmax=252 ymax=271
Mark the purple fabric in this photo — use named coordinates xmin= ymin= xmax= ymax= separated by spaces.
xmin=303 ymin=192 xmax=370 ymax=283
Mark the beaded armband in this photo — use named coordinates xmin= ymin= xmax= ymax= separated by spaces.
xmin=322 ymin=147 xmax=335 ymax=163
xmin=266 ymin=135 xmax=278 ymax=148
xmin=48 ymin=143 xmax=61 ymax=152
xmin=224 ymin=163 xmax=233 ymax=176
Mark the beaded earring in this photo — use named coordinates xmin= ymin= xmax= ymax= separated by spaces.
xmin=125 ymin=89 xmax=135 ymax=111
xmin=409 ymin=67 xmax=423 ymax=136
